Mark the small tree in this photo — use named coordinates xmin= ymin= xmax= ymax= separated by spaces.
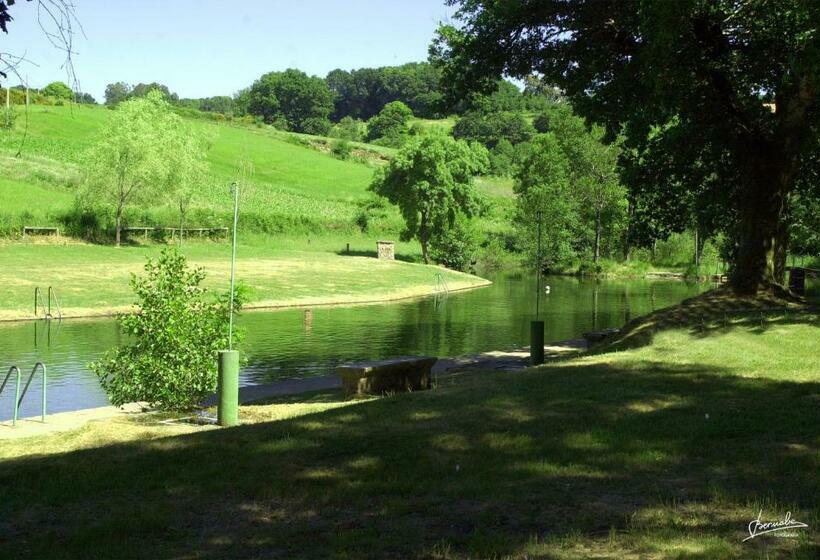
xmin=514 ymin=133 xmax=580 ymax=270
xmin=83 ymin=90 xmax=205 ymax=245
xmin=366 ymin=101 xmax=413 ymax=144
xmin=370 ymin=132 xmax=487 ymax=263
xmin=91 ymin=249 xmax=239 ymax=410
xmin=41 ymin=81 xmax=73 ymax=101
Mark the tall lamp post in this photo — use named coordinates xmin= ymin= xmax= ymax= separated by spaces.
xmin=530 ymin=211 xmax=545 ymax=365
xmin=218 ymin=183 xmax=240 ymax=426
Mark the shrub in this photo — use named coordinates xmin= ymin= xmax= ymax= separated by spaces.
xmin=331 ymin=139 xmax=352 ymax=160
xmin=1 ymin=105 xmax=16 ymax=130
xmin=366 ymin=101 xmax=413 ymax=142
xmin=91 ymin=249 xmax=242 ymax=410
xmin=330 ymin=116 xmax=364 ymax=141
xmin=302 ymin=116 xmax=332 ymax=136
xmin=430 ymin=218 xmax=479 ymax=271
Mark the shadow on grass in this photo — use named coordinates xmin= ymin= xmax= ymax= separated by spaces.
xmin=1 ymin=359 xmax=818 ymax=559
xmin=599 ymin=286 xmax=820 ymax=352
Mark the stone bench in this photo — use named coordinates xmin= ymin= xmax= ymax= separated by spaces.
xmin=337 ymin=356 xmax=437 ymax=396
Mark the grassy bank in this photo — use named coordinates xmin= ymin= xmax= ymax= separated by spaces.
xmin=0 ymin=235 xmax=489 ymax=320
xmin=1 ymin=312 xmax=817 ymax=558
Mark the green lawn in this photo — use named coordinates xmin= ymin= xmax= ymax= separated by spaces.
xmin=0 ymin=105 xmax=513 ymax=240
xmin=1 ymin=315 xmax=817 ymax=558
xmin=0 ymin=235 xmax=489 ymax=320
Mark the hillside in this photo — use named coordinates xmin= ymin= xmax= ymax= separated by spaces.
xmin=0 ymin=104 xmax=514 ymax=241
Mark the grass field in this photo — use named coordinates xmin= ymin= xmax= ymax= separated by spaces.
xmin=1 ymin=314 xmax=817 ymax=558
xmin=0 ymin=235 xmax=489 ymax=320
xmin=0 ymin=104 xmax=514 ymax=239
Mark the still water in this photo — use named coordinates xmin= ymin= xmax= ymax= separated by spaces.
xmin=0 ymin=271 xmax=709 ymax=420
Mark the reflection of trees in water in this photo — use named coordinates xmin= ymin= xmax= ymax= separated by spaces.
xmin=2 ymin=274 xmax=708 ymax=389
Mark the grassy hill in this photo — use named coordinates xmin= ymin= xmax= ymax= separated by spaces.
xmin=0 ymin=104 xmax=514 ymax=241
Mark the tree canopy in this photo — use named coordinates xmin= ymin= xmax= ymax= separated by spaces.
xmin=83 ymin=90 xmax=207 ymax=245
xmin=370 ymin=132 xmax=488 ymax=263
xmin=248 ymin=68 xmax=334 ymax=134
xmin=434 ymin=0 xmax=820 ymax=293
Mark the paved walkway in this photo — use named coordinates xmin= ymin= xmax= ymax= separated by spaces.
xmin=1 ymin=338 xmax=587 ymax=440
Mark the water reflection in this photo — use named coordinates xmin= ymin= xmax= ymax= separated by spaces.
xmin=0 ymin=271 xmax=709 ymax=419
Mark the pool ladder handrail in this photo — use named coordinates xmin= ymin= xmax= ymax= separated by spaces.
xmin=1 ymin=363 xmax=47 ymax=426
xmin=433 ymin=272 xmax=450 ymax=295
xmin=34 ymin=286 xmax=62 ymax=320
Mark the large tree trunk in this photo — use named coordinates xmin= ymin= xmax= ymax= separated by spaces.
xmin=731 ymin=143 xmax=788 ymax=295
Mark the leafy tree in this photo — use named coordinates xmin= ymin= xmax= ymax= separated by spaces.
xmin=370 ymin=132 xmax=488 ymax=263
xmin=429 ymin=216 xmax=478 ymax=271
xmin=452 ymin=110 xmax=534 ymax=149
xmin=83 ymin=90 xmax=205 ymax=245
xmin=104 ymin=81 xmax=131 ymax=106
xmin=434 ymin=0 xmax=820 ymax=294
xmin=198 ymin=95 xmax=233 ymax=114
xmin=248 ymin=68 xmax=335 ymax=133
xmin=91 ymin=249 xmax=239 ymax=410
xmin=41 ymin=81 xmax=73 ymax=100
xmin=76 ymin=92 xmax=96 ymax=104
xmin=366 ymin=100 xmax=413 ymax=145
xmin=130 ymin=82 xmax=178 ymax=103
xmin=326 ymin=62 xmax=445 ymax=120
xmin=514 ymin=134 xmax=580 ymax=270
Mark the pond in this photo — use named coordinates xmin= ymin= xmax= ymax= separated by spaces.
xmin=0 ymin=271 xmax=711 ymax=420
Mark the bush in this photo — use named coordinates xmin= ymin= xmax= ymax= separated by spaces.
xmin=331 ymin=139 xmax=352 ymax=160
xmin=330 ymin=116 xmax=364 ymax=141
xmin=1 ymin=105 xmax=16 ymax=130
xmin=91 ymin=249 xmax=242 ymax=410
xmin=366 ymin=101 xmax=413 ymax=142
xmin=302 ymin=117 xmax=332 ymax=136
xmin=430 ymin=219 xmax=478 ymax=271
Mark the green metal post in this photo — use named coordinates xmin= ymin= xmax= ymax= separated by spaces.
xmin=218 ymin=350 xmax=239 ymax=426
xmin=12 ymin=366 xmax=21 ymax=426
xmin=40 ymin=363 xmax=47 ymax=423
xmin=530 ymin=320 xmax=545 ymax=365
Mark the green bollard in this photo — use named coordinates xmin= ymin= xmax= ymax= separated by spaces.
xmin=218 ymin=350 xmax=240 ymax=427
xmin=530 ymin=320 xmax=545 ymax=366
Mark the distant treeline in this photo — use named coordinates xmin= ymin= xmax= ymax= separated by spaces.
xmin=100 ymin=62 xmax=550 ymax=135
xmin=3 ymin=81 xmax=96 ymax=105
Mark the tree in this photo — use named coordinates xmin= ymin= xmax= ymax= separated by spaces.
xmin=248 ymin=68 xmax=334 ymax=133
xmin=91 ymin=249 xmax=239 ymax=410
xmin=434 ymin=1 xmax=820 ymax=294
xmin=514 ymin=134 xmax=580 ymax=270
xmin=130 ymin=82 xmax=178 ymax=103
xmin=104 ymin=81 xmax=131 ymax=106
xmin=83 ymin=90 xmax=205 ymax=245
xmin=41 ymin=80 xmax=73 ymax=101
xmin=366 ymin=100 xmax=413 ymax=144
xmin=452 ymin=110 xmax=534 ymax=149
xmin=326 ymin=62 xmax=445 ymax=120
xmin=370 ymin=132 xmax=488 ymax=263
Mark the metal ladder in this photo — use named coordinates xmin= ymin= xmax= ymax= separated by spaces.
xmin=34 ymin=286 xmax=62 ymax=320
xmin=1 ymin=363 xmax=47 ymax=426
xmin=433 ymin=272 xmax=450 ymax=295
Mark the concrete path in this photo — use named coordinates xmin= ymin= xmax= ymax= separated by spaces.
xmin=0 ymin=338 xmax=587 ymax=440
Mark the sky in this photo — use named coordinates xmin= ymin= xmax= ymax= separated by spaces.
xmin=1 ymin=0 xmax=456 ymax=102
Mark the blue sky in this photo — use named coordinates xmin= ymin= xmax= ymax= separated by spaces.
xmin=2 ymin=0 xmax=456 ymax=101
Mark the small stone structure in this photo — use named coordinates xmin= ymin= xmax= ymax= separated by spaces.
xmin=376 ymin=240 xmax=395 ymax=260
xmin=337 ymin=356 xmax=437 ymax=396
